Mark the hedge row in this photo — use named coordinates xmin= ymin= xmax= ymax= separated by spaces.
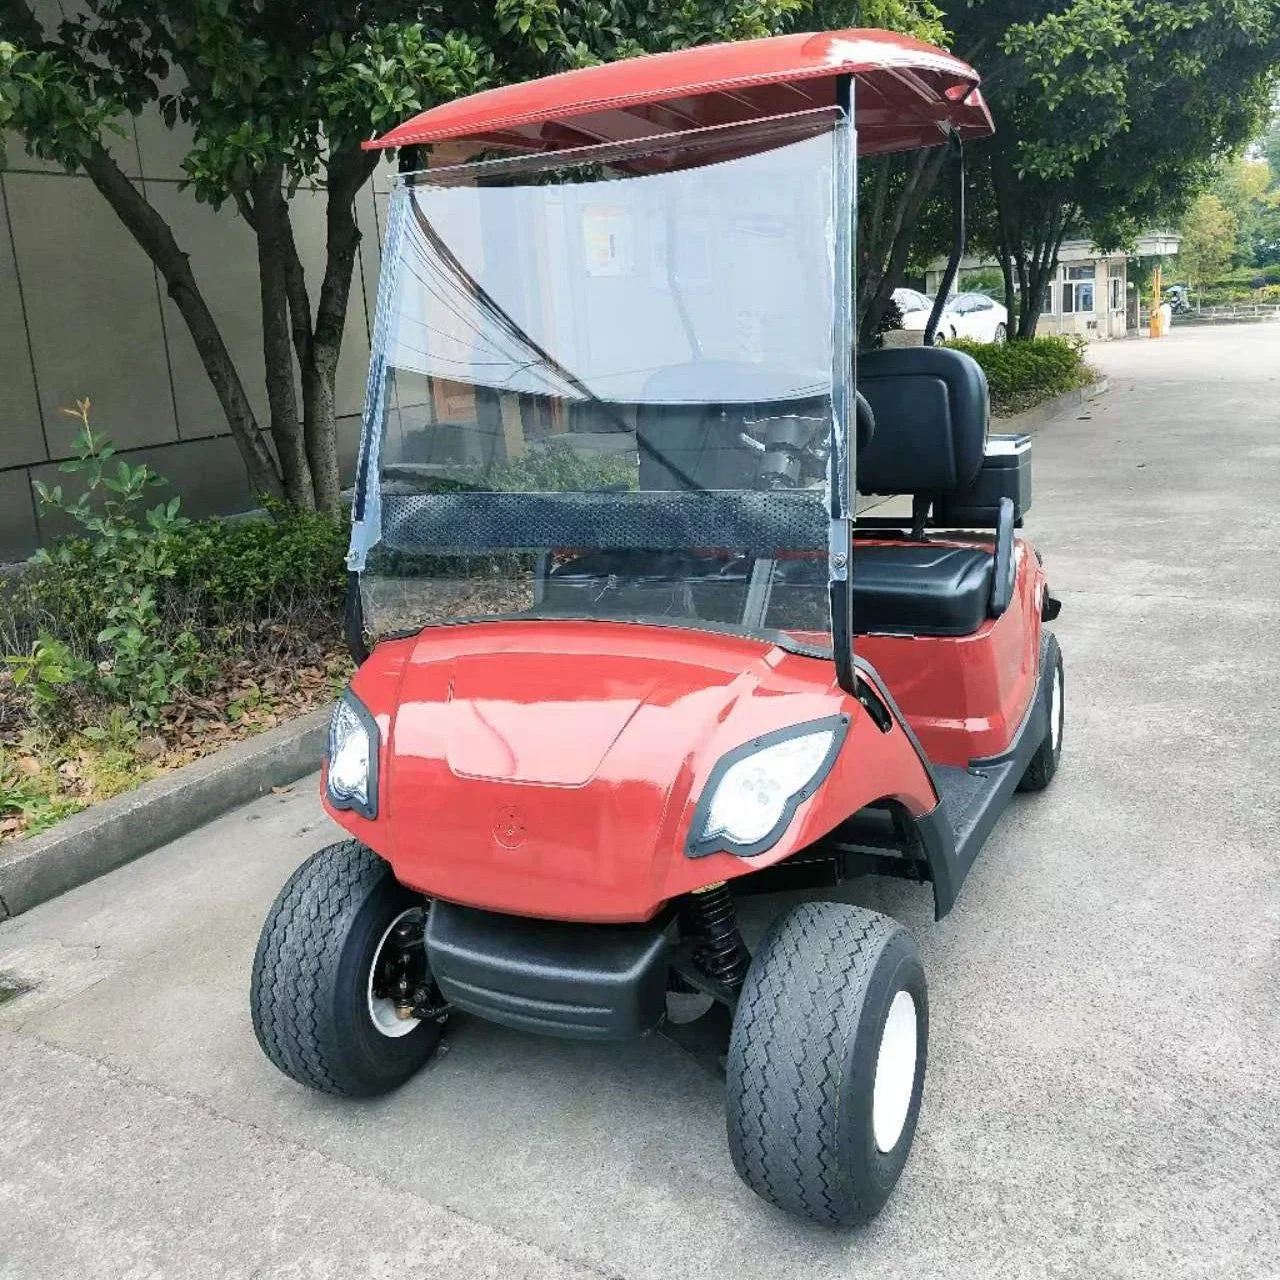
xmin=946 ymin=336 xmax=1094 ymax=415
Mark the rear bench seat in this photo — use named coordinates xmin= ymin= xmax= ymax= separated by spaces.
xmin=852 ymin=345 xmax=994 ymax=635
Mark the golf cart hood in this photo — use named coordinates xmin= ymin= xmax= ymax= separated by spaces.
xmin=332 ymin=620 xmax=869 ymax=922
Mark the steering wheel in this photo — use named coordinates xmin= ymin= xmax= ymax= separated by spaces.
xmin=855 ymin=391 xmax=876 ymax=454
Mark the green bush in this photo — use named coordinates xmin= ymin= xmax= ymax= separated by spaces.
xmin=2 ymin=408 xmax=347 ymax=734
xmin=1210 ymin=263 xmax=1280 ymax=287
xmin=474 ymin=437 xmax=636 ymax=493
xmin=946 ymin=336 xmax=1092 ymax=415
xmin=164 ymin=504 xmax=347 ymax=616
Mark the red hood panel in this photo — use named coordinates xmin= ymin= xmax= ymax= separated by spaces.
xmin=445 ymin=655 xmax=656 ymax=785
xmin=378 ymin=622 xmax=844 ymax=918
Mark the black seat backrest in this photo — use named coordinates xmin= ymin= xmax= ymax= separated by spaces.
xmin=856 ymin=346 xmax=990 ymax=496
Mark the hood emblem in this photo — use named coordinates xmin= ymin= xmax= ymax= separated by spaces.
xmin=493 ymin=805 xmax=527 ymax=849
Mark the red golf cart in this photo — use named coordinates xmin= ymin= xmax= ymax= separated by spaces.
xmin=251 ymin=29 xmax=1064 ymax=1228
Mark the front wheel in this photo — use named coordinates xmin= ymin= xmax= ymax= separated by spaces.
xmin=726 ymin=902 xmax=928 ymax=1227
xmin=993 ymin=323 xmax=1008 ymax=343
xmin=251 ymin=840 xmax=446 ymax=1097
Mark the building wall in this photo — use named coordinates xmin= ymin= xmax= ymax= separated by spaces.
xmin=0 ymin=48 xmax=387 ymax=561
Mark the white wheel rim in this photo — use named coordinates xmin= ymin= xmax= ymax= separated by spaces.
xmin=367 ymin=908 xmax=423 ymax=1039
xmin=1050 ymin=663 xmax=1063 ymax=753
xmin=872 ymin=989 xmax=918 ymax=1154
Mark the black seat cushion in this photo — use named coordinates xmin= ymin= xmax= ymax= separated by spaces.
xmin=856 ymin=346 xmax=990 ymax=496
xmin=852 ymin=544 xmax=993 ymax=636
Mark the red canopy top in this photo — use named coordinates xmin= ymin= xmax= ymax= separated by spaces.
xmin=364 ymin=29 xmax=993 ymax=160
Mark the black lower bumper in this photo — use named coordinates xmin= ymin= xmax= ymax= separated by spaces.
xmin=424 ymin=900 xmax=669 ymax=1041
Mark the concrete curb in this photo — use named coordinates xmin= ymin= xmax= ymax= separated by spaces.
xmin=996 ymin=377 xmax=1109 ymax=434
xmin=0 ymin=707 xmax=331 ymax=921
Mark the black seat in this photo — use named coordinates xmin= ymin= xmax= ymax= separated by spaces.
xmin=850 ymin=346 xmax=996 ymax=635
xmin=851 ymin=544 xmax=993 ymax=636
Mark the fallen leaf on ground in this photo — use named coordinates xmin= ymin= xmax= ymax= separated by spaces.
xmin=271 ymin=785 xmax=294 ymax=795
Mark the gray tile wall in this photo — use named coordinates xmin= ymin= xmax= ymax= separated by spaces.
xmin=1 ymin=99 xmax=381 ymax=563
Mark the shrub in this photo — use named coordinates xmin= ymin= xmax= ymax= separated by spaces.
xmin=2 ymin=405 xmax=348 ymax=734
xmin=946 ymin=336 xmax=1092 ymax=415
xmin=485 ymin=438 xmax=637 ymax=493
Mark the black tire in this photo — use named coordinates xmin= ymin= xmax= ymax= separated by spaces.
xmin=251 ymin=840 xmax=445 ymax=1097
xmin=1018 ymin=631 xmax=1064 ymax=793
xmin=994 ymin=323 xmax=1008 ymax=343
xmin=726 ymin=902 xmax=928 ymax=1228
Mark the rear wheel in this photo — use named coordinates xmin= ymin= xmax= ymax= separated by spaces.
xmin=1018 ymin=632 xmax=1064 ymax=792
xmin=251 ymin=840 xmax=446 ymax=1097
xmin=993 ymin=322 xmax=1008 ymax=343
xmin=726 ymin=901 xmax=928 ymax=1227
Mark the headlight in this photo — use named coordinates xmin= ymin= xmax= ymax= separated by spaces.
xmin=687 ymin=715 xmax=848 ymax=858
xmin=326 ymin=691 xmax=379 ymax=818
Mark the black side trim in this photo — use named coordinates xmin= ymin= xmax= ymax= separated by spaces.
xmin=917 ymin=629 xmax=1053 ymax=919
xmin=425 ymin=901 xmax=669 ymax=1041
xmin=854 ymin=675 xmax=893 ymax=732
xmin=853 ymin=656 xmax=941 ymax=796
xmin=324 ymin=689 xmax=379 ymax=820
xmin=686 ymin=715 xmax=850 ymax=859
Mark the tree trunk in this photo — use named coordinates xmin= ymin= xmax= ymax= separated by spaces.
xmin=857 ymin=147 xmax=948 ymax=343
xmin=77 ymin=145 xmax=284 ymax=499
xmin=1015 ymin=204 xmax=1073 ymax=339
xmin=253 ymin=167 xmax=313 ymax=508
xmin=297 ymin=149 xmax=378 ymax=519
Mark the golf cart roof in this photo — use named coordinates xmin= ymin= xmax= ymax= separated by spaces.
xmin=364 ymin=29 xmax=992 ymax=160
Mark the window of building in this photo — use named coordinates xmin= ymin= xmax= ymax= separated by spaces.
xmin=1062 ymin=265 xmax=1095 ymax=314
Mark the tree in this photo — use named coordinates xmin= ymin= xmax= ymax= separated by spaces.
xmin=1261 ymin=108 xmax=1280 ymax=176
xmin=1214 ymin=156 xmax=1273 ymax=265
xmin=946 ymin=0 xmax=1280 ymax=338
xmin=0 ymin=0 xmax=816 ymax=515
xmin=1177 ymin=193 xmax=1237 ymax=300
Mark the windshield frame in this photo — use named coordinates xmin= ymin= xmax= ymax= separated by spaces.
xmin=347 ymin=94 xmax=857 ymax=678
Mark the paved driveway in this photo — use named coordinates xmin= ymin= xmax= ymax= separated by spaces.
xmin=3 ymin=324 xmax=1279 ymax=1280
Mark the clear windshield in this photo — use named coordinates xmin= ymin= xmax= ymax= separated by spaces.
xmin=350 ymin=112 xmax=852 ymax=649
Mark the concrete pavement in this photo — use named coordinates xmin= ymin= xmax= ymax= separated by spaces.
xmin=2 ymin=323 xmax=1279 ymax=1279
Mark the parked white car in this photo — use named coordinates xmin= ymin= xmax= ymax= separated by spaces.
xmin=947 ymin=292 xmax=1009 ymax=343
xmin=891 ymin=287 xmax=958 ymax=340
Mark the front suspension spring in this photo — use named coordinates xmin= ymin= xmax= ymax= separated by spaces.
xmin=683 ymin=882 xmax=750 ymax=993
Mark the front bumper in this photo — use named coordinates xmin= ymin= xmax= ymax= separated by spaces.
xmin=425 ymin=901 xmax=670 ymax=1041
